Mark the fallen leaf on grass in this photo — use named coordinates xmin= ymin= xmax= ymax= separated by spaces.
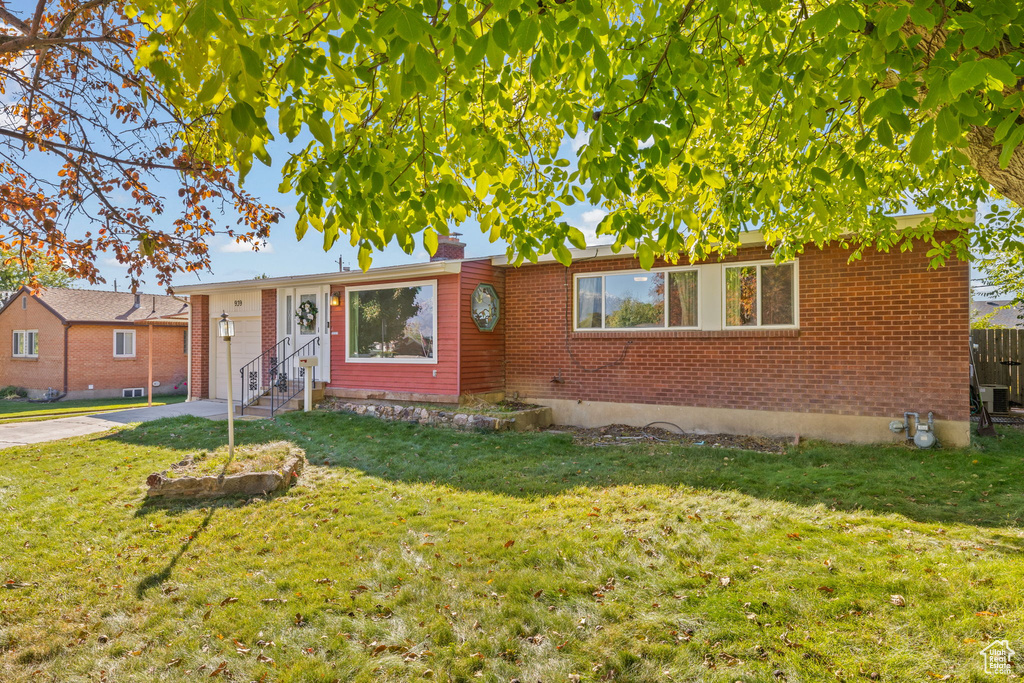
xmin=890 ymin=595 xmax=906 ymax=606
xmin=504 ymin=539 xmax=515 ymax=548
xmin=219 ymin=597 xmax=238 ymax=606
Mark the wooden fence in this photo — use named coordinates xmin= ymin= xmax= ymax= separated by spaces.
xmin=972 ymin=328 xmax=1024 ymax=405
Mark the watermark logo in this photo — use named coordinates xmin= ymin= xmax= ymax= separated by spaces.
xmin=981 ymin=640 xmax=1015 ymax=675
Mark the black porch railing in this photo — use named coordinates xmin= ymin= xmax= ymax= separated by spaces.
xmin=260 ymin=337 xmax=320 ymax=417
xmin=238 ymin=338 xmax=289 ymax=415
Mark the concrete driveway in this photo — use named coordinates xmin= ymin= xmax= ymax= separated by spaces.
xmin=0 ymin=400 xmax=232 ymax=449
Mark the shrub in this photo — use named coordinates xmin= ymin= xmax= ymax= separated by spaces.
xmin=0 ymin=386 xmax=28 ymax=399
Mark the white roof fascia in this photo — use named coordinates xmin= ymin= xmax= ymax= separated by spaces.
xmin=172 ymin=259 xmax=463 ymax=295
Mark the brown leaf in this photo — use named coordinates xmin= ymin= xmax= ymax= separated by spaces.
xmin=889 ymin=594 xmax=906 ymax=606
xmin=504 ymin=539 xmax=515 ymax=548
xmin=209 ymin=661 xmax=227 ymax=677
xmin=219 ymin=597 xmax=238 ymax=606
xmin=817 ymin=586 xmax=835 ymax=594
xmin=256 ymin=653 xmax=275 ymax=665
xmin=534 ymin=589 xmax=543 ymax=598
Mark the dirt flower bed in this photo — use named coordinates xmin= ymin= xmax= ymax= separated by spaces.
xmin=146 ymin=441 xmax=305 ymax=499
xmin=555 ymin=423 xmax=791 ymax=453
xmin=166 ymin=441 xmax=302 ymax=478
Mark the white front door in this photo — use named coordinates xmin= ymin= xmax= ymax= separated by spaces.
xmin=281 ymin=286 xmax=330 ymax=383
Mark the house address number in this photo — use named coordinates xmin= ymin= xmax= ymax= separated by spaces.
xmin=234 ymin=299 xmax=243 ymax=307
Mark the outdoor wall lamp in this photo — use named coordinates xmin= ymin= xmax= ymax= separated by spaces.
xmin=330 ymin=291 xmax=341 ymax=307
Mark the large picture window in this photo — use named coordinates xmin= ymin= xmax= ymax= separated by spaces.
xmin=347 ymin=281 xmax=436 ymax=363
xmin=724 ymin=262 xmax=796 ymax=328
xmin=575 ymin=269 xmax=699 ymax=331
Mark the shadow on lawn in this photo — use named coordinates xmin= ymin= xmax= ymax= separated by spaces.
xmin=109 ymin=413 xmax=1024 ymax=530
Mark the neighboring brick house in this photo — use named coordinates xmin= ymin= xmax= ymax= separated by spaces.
xmin=176 ymin=216 xmax=970 ymax=446
xmin=0 ymin=287 xmax=189 ymax=399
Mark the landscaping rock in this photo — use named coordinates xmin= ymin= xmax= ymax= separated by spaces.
xmin=319 ymin=397 xmax=553 ymax=433
xmin=146 ymin=454 xmax=304 ymax=499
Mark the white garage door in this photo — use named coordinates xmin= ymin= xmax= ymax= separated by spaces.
xmin=214 ymin=317 xmax=262 ymax=402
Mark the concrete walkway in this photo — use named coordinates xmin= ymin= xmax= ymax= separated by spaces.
xmin=0 ymin=400 xmax=232 ymax=449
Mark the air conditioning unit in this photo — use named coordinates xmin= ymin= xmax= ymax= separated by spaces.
xmin=979 ymin=385 xmax=1010 ymax=416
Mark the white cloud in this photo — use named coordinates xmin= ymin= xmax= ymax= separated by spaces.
xmin=102 ymin=257 xmax=128 ymax=270
xmin=571 ymin=129 xmax=591 ymax=153
xmin=569 ymin=208 xmax=613 ymax=247
xmin=220 ymin=239 xmax=274 ymax=253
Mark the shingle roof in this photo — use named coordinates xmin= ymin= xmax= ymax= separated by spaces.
xmin=11 ymin=287 xmax=188 ymax=324
xmin=972 ymin=299 xmax=1024 ymax=329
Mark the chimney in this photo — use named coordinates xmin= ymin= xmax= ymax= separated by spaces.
xmin=431 ymin=233 xmax=466 ymax=261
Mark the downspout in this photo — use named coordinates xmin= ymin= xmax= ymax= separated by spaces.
xmin=62 ymin=322 xmax=70 ymax=395
xmin=185 ymin=299 xmax=192 ymax=401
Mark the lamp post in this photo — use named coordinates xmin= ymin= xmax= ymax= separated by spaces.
xmin=218 ymin=312 xmax=235 ymax=459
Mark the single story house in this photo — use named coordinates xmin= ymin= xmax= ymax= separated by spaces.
xmin=971 ymin=299 xmax=1024 ymax=329
xmin=176 ymin=215 xmax=969 ymax=446
xmin=0 ymin=287 xmax=189 ymax=399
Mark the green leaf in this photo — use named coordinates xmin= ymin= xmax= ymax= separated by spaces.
xmin=810 ymin=167 xmax=831 ymax=184
xmin=935 ymin=108 xmax=960 ymax=144
xmin=701 ymin=168 xmax=726 ymax=189
xmin=567 ymin=226 xmax=587 ymax=249
xmin=949 ymin=59 xmax=998 ymax=96
xmin=835 ymin=3 xmax=862 ymax=31
xmin=491 ymin=19 xmax=512 ymax=52
xmin=908 ymin=119 xmax=934 ymax=165
xmin=884 ymin=5 xmax=909 ymax=35
xmin=239 ymin=45 xmax=262 ymax=79
xmin=999 ymin=124 xmax=1024 ymax=169
xmin=184 ymin=0 xmax=222 ymax=40
xmin=423 ymin=229 xmax=438 ymax=255
xmin=636 ymin=243 xmax=655 ymax=270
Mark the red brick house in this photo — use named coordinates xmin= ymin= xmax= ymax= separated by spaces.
xmin=176 ymin=216 xmax=970 ymax=446
xmin=0 ymin=287 xmax=189 ymax=399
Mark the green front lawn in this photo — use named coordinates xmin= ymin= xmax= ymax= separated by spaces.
xmin=0 ymin=395 xmax=187 ymax=423
xmin=1 ymin=413 xmax=1022 ymax=681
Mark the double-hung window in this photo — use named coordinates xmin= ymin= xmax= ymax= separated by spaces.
xmin=575 ymin=268 xmax=700 ymax=331
xmin=723 ymin=261 xmax=797 ymax=328
xmin=114 ymin=329 xmax=136 ymax=358
xmin=346 ymin=281 xmax=437 ymax=363
xmin=12 ymin=330 xmax=38 ymax=358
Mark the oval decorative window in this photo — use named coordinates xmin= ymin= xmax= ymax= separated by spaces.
xmin=471 ymin=283 xmax=500 ymax=331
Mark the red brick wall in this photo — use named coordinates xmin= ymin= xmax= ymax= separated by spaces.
xmin=459 ymin=261 xmax=505 ymax=396
xmin=328 ymin=274 xmax=460 ymax=399
xmin=504 ymin=242 xmax=969 ymax=422
xmin=0 ymin=293 xmax=66 ymax=394
xmin=190 ymin=294 xmax=210 ymax=399
xmin=261 ymin=289 xmax=278 ymax=381
xmin=66 ymin=323 xmax=188 ymax=396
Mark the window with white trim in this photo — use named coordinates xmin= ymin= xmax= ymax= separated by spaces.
xmin=114 ymin=329 xmax=136 ymax=357
xmin=575 ymin=268 xmax=699 ymax=331
xmin=723 ymin=262 xmax=797 ymax=328
xmin=12 ymin=330 xmax=38 ymax=358
xmin=347 ymin=281 xmax=436 ymax=362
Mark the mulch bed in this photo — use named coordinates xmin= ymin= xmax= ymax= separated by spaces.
xmin=549 ymin=423 xmax=791 ymax=454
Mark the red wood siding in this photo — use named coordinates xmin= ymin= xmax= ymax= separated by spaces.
xmin=504 ymin=240 xmax=969 ymax=422
xmin=459 ymin=260 xmax=505 ymax=396
xmin=328 ymin=274 xmax=460 ymax=399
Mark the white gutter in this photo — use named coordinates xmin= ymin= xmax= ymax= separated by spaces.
xmin=172 ymin=259 xmax=463 ymax=295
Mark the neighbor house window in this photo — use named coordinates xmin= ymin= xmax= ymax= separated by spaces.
xmin=575 ymin=268 xmax=699 ymax=331
xmin=12 ymin=330 xmax=38 ymax=358
xmin=114 ymin=329 xmax=136 ymax=357
xmin=724 ymin=261 xmax=797 ymax=328
xmin=347 ymin=281 xmax=436 ymax=363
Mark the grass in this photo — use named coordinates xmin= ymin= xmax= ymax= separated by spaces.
xmin=0 ymin=395 xmax=187 ymax=423
xmin=1 ymin=412 xmax=1022 ymax=682
xmin=169 ymin=441 xmax=301 ymax=478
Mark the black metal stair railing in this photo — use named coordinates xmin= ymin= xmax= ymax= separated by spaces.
xmin=239 ymin=338 xmax=289 ymax=415
xmin=264 ymin=337 xmax=320 ymax=417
